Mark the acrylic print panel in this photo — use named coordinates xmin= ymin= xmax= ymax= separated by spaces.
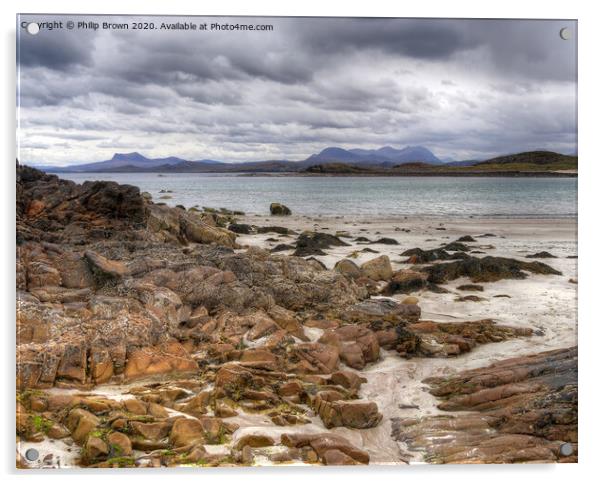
xmin=16 ymin=14 xmax=577 ymax=468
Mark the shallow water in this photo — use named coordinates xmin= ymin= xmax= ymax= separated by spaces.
xmin=61 ymin=173 xmax=577 ymax=219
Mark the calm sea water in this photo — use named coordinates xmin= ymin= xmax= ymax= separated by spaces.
xmin=61 ymin=173 xmax=577 ymax=218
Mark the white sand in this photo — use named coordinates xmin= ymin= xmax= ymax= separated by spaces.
xmin=238 ymin=214 xmax=577 ymax=463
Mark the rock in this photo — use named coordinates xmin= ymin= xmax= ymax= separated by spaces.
xmin=228 ymin=223 xmax=252 ymax=234
xmin=382 ymin=269 xmax=428 ymax=295
xmin=408 ymin=319 xmax=532 ymax=357
xmin=402 ymin=247 xmax=469 ymax=264
xmin=457 ymin=235 xmax=476 ymax=242
xmin=422 ymin=255 xmax=562 ymax=284
xmin=392 ymin=347 xmax=577 ymax=463
xmin=290 ymin=343 xmax=339 ymax=374
xmin=169 ymin=418 xmax=206 ymax=447
xmin=360 ymin=255 xmax=393 ymax=281
xmin=334 ymin=259 xmax=362 ymax=279
xmin=83 ymin=436 xmax=109 ymax=462
xmin=281 ymin=433 xmax=369 ymax=464
xmin=402 ymin=296 xmax=419 ymax=305
xmin=257 ymin=226 xmax=294 ymax=235
xmin=455 ymin=295 xmax=486 ymax=302
xmin=330 ymin=371 xmax=366 ymax=392
xmin=270 ymin=203 xmax=291 ymax=216
xmin=319 ymin=325 xmax=380 ymax=370
xmin=322 ymin=448 xmax=361 ymax=465
xmin=345 ymin=298 xmax=421 ymax=324
xmin=107 ymin=431 xmax=132 ymax=456
xmin=457 ymin=284 xmax=484 ymax=291
xmin=123 ymin=398 xmax=147 ymax=415
xmin=65 ymin=408 xmax=100 ymax=444
xmin=526 ymin=251 xmax=557 ymax=259
xmin=314 ymin=394 xmax=383 ymax=429
xmin=130 ymin=421 xmax=171 ymax=441
xmin=370 ymin=237 xmax=399 ymax=245
xmin=293 ymin=232 xmax=350 ymax=257
xmin=179 ymin=210 xmax=236 ymax=247
xmin=235 ymin=434 xmax=275 ymax=449
xmin=124 ymin=341 xmax=198 ymax=380
xmin=84 ymin=250 xmax=130 ymax=281
xmin=240 ymin=349 xmax=279 ymax=371
xmin=271 ymin=243 xmax=295 ymax=253
xmin=268 ymin=305 xmax=308 ymax=340
xmin=442 ymin=242 xmax=470 ymax=252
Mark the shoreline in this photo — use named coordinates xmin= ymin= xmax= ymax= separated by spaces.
xmin=48 ymin=169 xmax=578 ymax=178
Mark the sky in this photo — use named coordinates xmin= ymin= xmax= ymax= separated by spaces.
xmin=17 ymin=15 xmax=577 ymax=166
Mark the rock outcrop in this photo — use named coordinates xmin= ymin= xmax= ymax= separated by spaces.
xmin=391 ymin=347 xmax=577 ymax=463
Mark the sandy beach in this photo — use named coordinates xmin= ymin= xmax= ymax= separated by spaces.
xmin=233 ymin=214 xmax=577 ymax=463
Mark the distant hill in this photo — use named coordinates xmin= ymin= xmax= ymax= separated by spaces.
xmin=444 ymin=159 xmax=480 ymax=167
xmin=302 ymin=150 xmax=577 ymax=176
xmin=474 ymin=151 xmax=577 ymax=168
xmin=302 ymin=145 xmax=442 ymax=167
xmin=38 ymin=152 xmax=224 ymax=173
xmin=304 ymin=163 xmax=375 ymax=174
xmin=29 ymin=148 xmax=575 ymax=175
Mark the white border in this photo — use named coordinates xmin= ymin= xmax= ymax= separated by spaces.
xmin=2 ymin=1 xmax=601 ymax=482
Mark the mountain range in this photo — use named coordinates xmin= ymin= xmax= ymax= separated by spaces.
xmin=33 ymin=145 xmax=456 ymax=173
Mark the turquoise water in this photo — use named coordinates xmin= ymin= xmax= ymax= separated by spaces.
xmin=61 ymin=173 xmax=577 ymax=218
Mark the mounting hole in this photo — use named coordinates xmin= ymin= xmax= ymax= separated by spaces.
xmin=26 ymin=22 xmax=40 ymax=35
xmin=24 ymin=448 xmax=39 ymax=461
xmin=559 ymin=27 xmax=572 ymax=40
xmin=559 ymin=442 xmax=573 ymax=456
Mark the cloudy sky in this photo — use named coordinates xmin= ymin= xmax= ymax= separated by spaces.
xmin=17 ymin=15 xmax=577 ymax=165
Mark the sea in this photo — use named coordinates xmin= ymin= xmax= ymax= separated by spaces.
xmin=61 ymin=173 xmax=577 ymax=219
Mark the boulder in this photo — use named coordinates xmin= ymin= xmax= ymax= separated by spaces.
xmin=293 ymin=232 xmax=350 ymax=257
xmin=235 ymin=434 xmax=275 ymax=450
xmin=334 ymin=259 xmax=362 ymax=279
xmin=124 ymin=341 xmax=198 ymax=380
xmin=319 ymin=325 xmax=380 ymax=370
xmin=526 ymin=251 xmax=557 ymax=259
xmin=169 ymin=418 xmax=206 ymax=447
xmin=290 ymin=343 xmax=339 ymax=374
xmin=84 ymin=250 xmax=130 ymax=281
xmin=313 ymin=393 xmax=382 ymax=429
xmin=65 ymin=408 xmax=100 ymax=444
xmin=228 ymin=223 xmax=252 ymax=234
xmin=269 ymin=203 xmax=292 ymax=216
xmin=422 ymin=255 xmax=562 ymax=284
xmin=382 ymin=269 xmax=428 ymax=295
xmin=83 ymin=436 xmax=109 ymax=462
xmin=107 ymin=431 xmax=132 ymax=456
xmin=360 ymin=255 xmax=393 ymax=281
xmin=345 ymin=298 xmax=421 ymax=324
xmin=281 ymin=433 xmax=369 ymax=464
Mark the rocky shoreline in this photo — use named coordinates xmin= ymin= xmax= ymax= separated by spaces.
xmin=16 ymin=165 xmax=577 ymax=468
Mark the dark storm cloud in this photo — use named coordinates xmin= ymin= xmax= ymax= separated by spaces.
xmin=16 ymin=15 xmax=577 ymax=165
xmin=299 ymin=18 xmax=472 ymax=59
xmin=18 ymin=26 xmax=94 ymax=70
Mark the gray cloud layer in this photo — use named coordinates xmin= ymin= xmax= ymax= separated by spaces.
xmin=17 ymin=15 xmax=577 ymax=165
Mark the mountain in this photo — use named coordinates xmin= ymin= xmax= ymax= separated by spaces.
xmin=349 ymin=146 xmax=443 ymax=165
xmin=37 ymin=152 xmax=224 ymax=173
xmin=31 ymin=148 xmax=573 ymax=175
xmin=302 ymin=150 xmax=577 ymax=176
xmin=302 ymin=145 xmax=442 ymax=167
